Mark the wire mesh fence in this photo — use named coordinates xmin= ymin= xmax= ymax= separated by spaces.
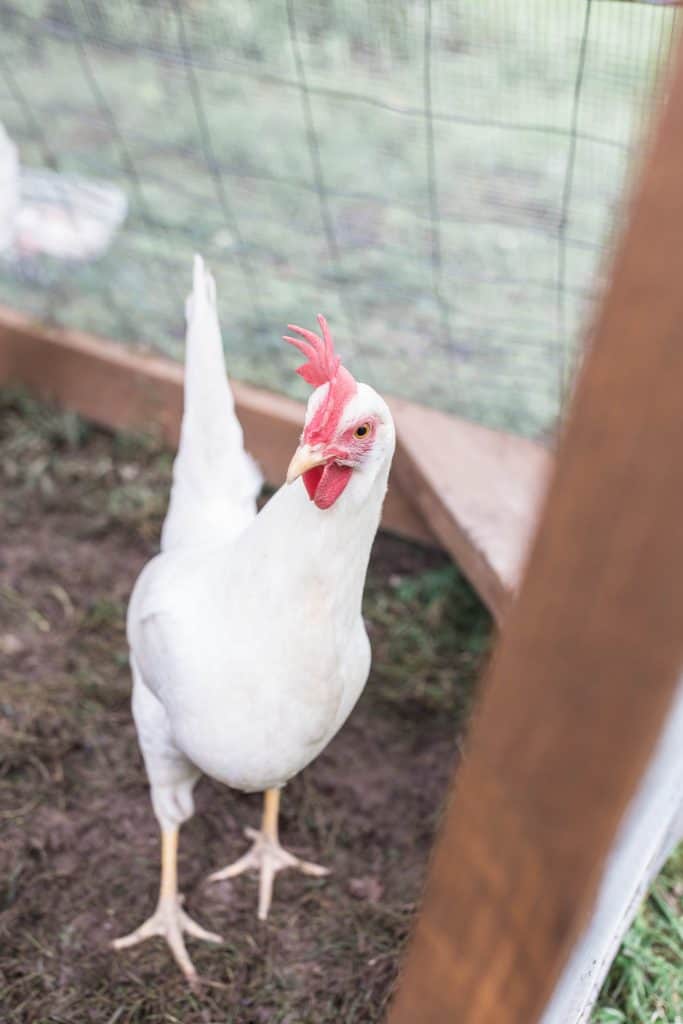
xmin=0 ymin=1 xmax=679 ymax=438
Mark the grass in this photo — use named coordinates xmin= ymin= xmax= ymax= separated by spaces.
xmin=593 ymin=844 xmax=683 ymax=1024
xmin=366 ymin=563 xmax=489 ymax=719
xmin=1 ymin=389 xmax=681 ymax=1023
xmin=0 ymin=1 xmax=679 ymax=439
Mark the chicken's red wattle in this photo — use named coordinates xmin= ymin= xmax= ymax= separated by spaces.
xmin=303 ymin=462 xmax=352 ymax=509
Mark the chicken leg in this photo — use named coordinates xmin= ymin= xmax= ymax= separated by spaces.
xmin=207 ymin=788 xmax=330 ymax=920
xmin=112 ymin=826 xmax=222 ymax=988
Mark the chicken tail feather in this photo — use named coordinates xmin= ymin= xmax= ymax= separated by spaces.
xmin=161 ymin=255 xmax=262 ymax=551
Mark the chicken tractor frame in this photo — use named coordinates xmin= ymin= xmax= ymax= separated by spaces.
xmin=2 ymin=24 xmax=683 ymax=1024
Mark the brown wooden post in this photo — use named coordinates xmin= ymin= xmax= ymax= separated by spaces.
xmin=387 ymin=32 xmax=683 ymax=1024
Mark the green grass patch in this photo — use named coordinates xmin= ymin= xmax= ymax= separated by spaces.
xmin=593 ymin=844 xmax=683 ymax=1024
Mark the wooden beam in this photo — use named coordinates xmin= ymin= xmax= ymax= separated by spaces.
xmin=0 ymin=306 xmax=549 ymax=620
xmin=388 ymin=33 xmax=683 ymax=1024
xmin=391 ymin=399 xmax=551 ymax=617
xmin=0 ymin=306 xmax=431 ymax=544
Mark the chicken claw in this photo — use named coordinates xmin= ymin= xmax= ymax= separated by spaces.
xmin=208 ymin=825 xmax=330 ymax=920
xmin=207 ymin=789 xmax=330 ymax=920
xmin=113 ymin=893 xmax=221 ymax=990
xmin=112 ymin=827 xmax=222 ymax=989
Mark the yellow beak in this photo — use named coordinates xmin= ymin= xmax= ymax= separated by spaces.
xmin=286 ymin=444 xmax=328 ymax=484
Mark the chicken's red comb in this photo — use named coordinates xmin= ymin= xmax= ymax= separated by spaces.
xmin=283 ymin=315 xmax=341 ymax=387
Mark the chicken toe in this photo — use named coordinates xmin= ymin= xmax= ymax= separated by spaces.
xmin=112 ymin=827 xmax=221 ymax=988
xmin=208 ymin=825 xmax=330 ymax=920
xmin=113 ymin=894 xmax=221 ymax=989
xmin=207 ymin=790 xmax=329 ymax=920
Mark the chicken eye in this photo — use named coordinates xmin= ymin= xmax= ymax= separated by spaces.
xmin=354 ymin=423 xmax=370 ymax=439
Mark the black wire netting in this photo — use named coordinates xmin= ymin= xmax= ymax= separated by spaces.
xmin=0 ymin=1 xmax=679 ymax=438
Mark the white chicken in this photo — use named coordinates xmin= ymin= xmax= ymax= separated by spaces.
xmin=113 ymin=256 xmax=396 ymax=985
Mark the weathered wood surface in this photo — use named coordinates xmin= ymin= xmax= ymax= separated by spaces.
xmin=391 ymin=399 xmax=551 ymax=617
xmin=387 ymin=33 xmax=683 ymax=1024
xmin=0 ymin=305 xmax=549 ymax=621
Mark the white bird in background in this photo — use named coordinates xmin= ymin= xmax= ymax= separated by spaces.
xmin=0 ymin=120 xmax=126 ymax=261
xmin=0 ymin=123 xmax=19 ymax=252
xmin=113 ymin=256 xmax=396 ymax=985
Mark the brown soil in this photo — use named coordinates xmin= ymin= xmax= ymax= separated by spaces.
xmin=0 ymin=391 xmax=490 ymax=1024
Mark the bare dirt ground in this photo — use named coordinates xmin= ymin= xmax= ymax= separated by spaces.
xmin=0 ymin=391 xmax=490 ymax=1024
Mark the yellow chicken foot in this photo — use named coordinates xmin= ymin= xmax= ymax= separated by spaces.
xmin=207 ymin=788 xmax=330 ymax=920
xmin=112 ymin=826 xmax=221 ymax=989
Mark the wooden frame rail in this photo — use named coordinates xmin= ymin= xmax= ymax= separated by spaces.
xmin=0 ymin=306 xmax=430 ymax=543
xmin=387 ymin=30 xmax=683 ymax=1024
xmin=0 ymin=306 xmax=549 ymax=623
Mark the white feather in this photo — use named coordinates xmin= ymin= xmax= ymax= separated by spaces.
xmin=161 ymin=254 xmax=262 ymax=551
